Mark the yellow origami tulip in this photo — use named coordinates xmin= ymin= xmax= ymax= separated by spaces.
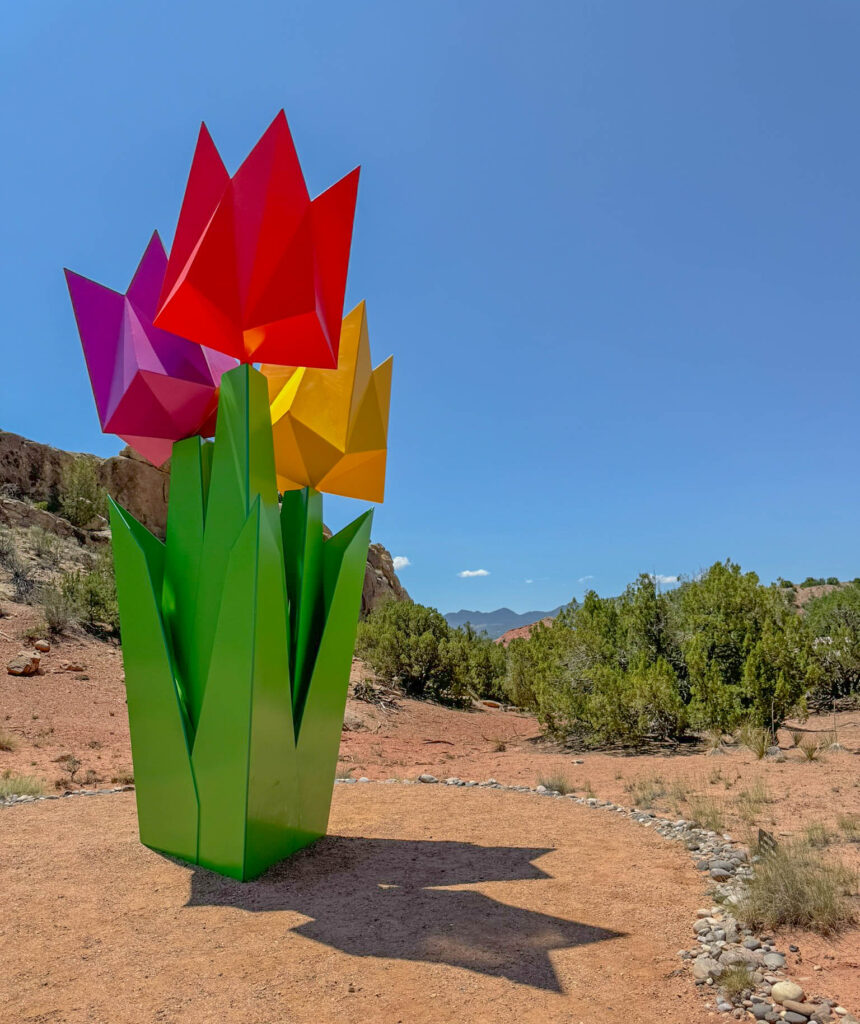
xmin=261 ymin=301 xmax=392 ymax=502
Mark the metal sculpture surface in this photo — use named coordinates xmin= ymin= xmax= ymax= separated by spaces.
xmin=66 ymin=112 xmax=390 ymax=881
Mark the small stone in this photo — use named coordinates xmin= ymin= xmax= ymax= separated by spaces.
xmin=418 ymin=774 xmax=438 ymax=784
xmin=535 ymin=785 xmax=548 ymax=794
xmin=783 ymin=1001 xmax=824 ymax=1018
xmin=833 ymin=1008 xmax=848 ymax=1017
xmin=6 ymin=652 xmax=40 ymax=676
xmin=709 ymin=860 xmax=735 ymax=872
xmin=789 ymin=944 xmax=800 ymax=953
xmin=692 ymin=957 xmax=723 ymax=980
xmin=785 ymin=1013 xmax=809 ymax=1024
xmin=772 ymin=981 xmax=805 ymax=1004
xmin=711 ymin=868 xmax=732 ymax=881
xmin=33 ymin=639 xmax=50 ymax=652
xmin=357 ymin=777 xmax=370 ymax=783
xmin=61 ymin=661 xmax=85 ymax=672
xmin=743 ymin=937 xmax=761 ymax=950
xmin=762 ymin=953 xmax=786 ymax=969
xmin=751 ymin=1004 xmax=772 ymax=1020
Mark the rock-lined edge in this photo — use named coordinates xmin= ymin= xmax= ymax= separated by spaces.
xmin=2 ymin=776 xmax=855 ymax=1023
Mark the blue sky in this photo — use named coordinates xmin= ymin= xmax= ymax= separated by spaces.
xmin=3 ymin=1 xmax=860 ymax=614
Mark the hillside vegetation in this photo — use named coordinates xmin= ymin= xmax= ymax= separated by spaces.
xmin=360 ymin=561 xmax=860 ymax=748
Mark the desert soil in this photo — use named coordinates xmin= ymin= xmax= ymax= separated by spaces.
xmin=1 ymin=599 xmax=858 ymax=1018
xmin=1 ymin=787 xmax=707 ymax=1024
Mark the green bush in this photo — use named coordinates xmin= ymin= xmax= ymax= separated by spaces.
xmin=57 ymin=550 xmax=119 ymax=633
xmin=803 ymin=582 xmax=860 ymax=701
xmin=355 ymin=601 xmax=505 ymax=701
xmin=503 ymin=561 xmax=812 ymax=748
xmin=59 ymin=457 xmax=107 ymax=528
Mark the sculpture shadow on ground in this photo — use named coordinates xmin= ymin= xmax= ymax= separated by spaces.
xmin=186 ymin=835 xmax=624 ymax=991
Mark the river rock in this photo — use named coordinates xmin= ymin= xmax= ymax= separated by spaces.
xmin=772 ymin=981 xmax=805 ymax=1004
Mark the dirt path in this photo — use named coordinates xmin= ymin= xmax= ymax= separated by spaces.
xmin=0 ymin=787 xmax=708 ymax=1024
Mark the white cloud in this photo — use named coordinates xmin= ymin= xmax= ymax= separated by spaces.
xmin=650 ymin=574 xmax=679 ymax=584
xmin=525 ymin=578 xmax=534 ymax=584
xmin=458 ymin=569 xmax=490 ymax=578
xmin=392 ymin=556 xmax=410 ymax=571
xmin=578 ymin=575 xmax=594 ymax=583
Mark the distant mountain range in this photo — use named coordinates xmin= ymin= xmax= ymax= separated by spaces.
xmin=444 ymin=606 xmax=564 ymax=640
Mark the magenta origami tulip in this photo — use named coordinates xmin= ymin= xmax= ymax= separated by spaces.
xmin=65 ymin=232 xmax=238 ymax=465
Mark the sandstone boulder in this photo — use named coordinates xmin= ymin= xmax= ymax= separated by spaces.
xmin=7 ymin=652 xmax=40 ymax=676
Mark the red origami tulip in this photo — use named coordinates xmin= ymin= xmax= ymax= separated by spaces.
xmin=154 ymin=111 xmax=359 ymax=368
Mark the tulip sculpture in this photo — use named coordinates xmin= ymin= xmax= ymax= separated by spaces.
xmin=65 ymin=112 xmax=390 ymax=881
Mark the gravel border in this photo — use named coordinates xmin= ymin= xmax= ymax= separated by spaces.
xmin=3 ymin=776 xmax=856 ymax=1023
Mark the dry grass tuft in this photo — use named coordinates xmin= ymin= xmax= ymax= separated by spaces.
xmin=0 ymin=728 xmax=18 ymax=752
xmin=798 ymin=735 xmax=825 ymax=761
xmin=735 ymin=779 xmax=770 ymax=825
xmin=805 ymin=823 xmax=832 ymax=848
xmin=739 ymin=724 xmax=770 ymax=760
xmin=837 ymin=814 xmax=859 ymax=841
xmin=687 ymin=792 xmax=725 ymax=832
xmin=737 ymin=841 xmax=857 ymax=935
xmin=537 ymin=773 xmax=573 ymax=795
xmin=0 ymin=770 xmax=45 ymax=799
xmin=623 ymin=774 xmax=667 ymax=808
xmin=718 ymin=964 xmax=753 ymax=1000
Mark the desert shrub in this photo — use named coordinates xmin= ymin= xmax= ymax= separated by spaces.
xmin=0 ymin=528 xmax=16 ymax=563
xmin=804 ymin=582 xmax=860 ymax=701
xmin=0 ymin=770 xmax=45 ymax=798
xmin=682 ymin=563 xmax=810 ymax=733
xmin=0 ymin=531 xmax=36 ymax=603
xmin=59 ymin=551 xmax=118 ymax=633
xmin=737 ymin=841 xmax=857 ymax=934
xmin=537 ymin=773 xmax=573 ymax=795
xmin=826 ymin=577 xmax=840 ymax=586
xmin=503 ymin=560 xmax=815 ymax=749
xmin=30 ymin=527 xmax=62 ymax=568
xmin=801 ymin=577 xmax=826 ymax=588
xmin=40 ymin=582 xmax=76 ymax=634
xmin=59 ymin=456 xmax=107 ymax=528
xmin=788 ymin=728 xmax=804 ymax=747
xmin=356 ymin=601 xmax=504 ymax=701
xmin=9 ymin=555 xmax=36 ymax=603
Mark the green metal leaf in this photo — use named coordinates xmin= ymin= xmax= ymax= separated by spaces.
xmin=109 ymin=498 xmax=198 ymax=863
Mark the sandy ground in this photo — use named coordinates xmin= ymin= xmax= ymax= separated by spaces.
xmin=0 ymin=786 xmax=709 ymax=1024
xmin=1 ymin=600 xmax=858 ymax=1015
